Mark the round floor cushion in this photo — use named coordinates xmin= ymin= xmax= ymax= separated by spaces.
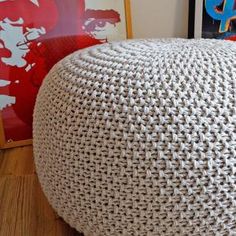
xmin=33 ymin=39 xmax=236 ymax=236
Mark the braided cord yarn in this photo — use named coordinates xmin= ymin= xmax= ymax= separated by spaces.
xmin=33 ymin=39 xmax=236 ymax=236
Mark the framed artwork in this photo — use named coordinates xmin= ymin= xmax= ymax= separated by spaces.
xmin=0 ymin=0 xmax=132 ymax=149
xmin=189 ymin=0 xmax=236 ymax=40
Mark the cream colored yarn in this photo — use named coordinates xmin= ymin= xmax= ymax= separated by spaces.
xmin=33 ymin=39 xmax=236 ymax=236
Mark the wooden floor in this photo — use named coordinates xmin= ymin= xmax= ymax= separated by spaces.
xmin=0 ymin=145 xmax=83 ymax=236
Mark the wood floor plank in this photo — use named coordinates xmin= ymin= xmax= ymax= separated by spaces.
xmin=0 ymin=146 xmax=83 ymax=236
xmin=0 ymin=150 xmax=4 ymax=173
xmin=0 ymin=146 xmax=35 ymax=177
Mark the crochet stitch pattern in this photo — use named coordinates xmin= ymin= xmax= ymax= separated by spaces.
xmin=33 ymin=39 xmax=236 ymax=236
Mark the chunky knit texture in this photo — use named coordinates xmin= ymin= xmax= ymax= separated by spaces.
xmin=33 ymin=39 xmax=236 ymax=236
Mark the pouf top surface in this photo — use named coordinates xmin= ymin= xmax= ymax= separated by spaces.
xmin=34 ymin=39 xmax=236 ymax=236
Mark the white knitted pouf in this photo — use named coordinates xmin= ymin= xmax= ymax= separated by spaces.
xmin=33 ymin=39 xmax=236 ymax=236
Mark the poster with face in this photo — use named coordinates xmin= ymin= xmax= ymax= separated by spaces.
xmin=83 ymin=0 xmax=127 ymax=42
xmin=0 ymin=0 xmax=130 ymax=146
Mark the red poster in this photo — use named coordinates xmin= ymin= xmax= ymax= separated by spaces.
xmin=0 ymin=0 xmax=129 ymax=145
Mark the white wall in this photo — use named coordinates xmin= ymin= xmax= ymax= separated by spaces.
xmin=130 ymin=0 xmax=189 ymax=39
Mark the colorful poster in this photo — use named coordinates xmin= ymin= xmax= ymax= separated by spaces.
xmin=0 ymin=0 xmax=129 ymax=145
xmin=202 ymin=0 xmax=236 ymax=40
